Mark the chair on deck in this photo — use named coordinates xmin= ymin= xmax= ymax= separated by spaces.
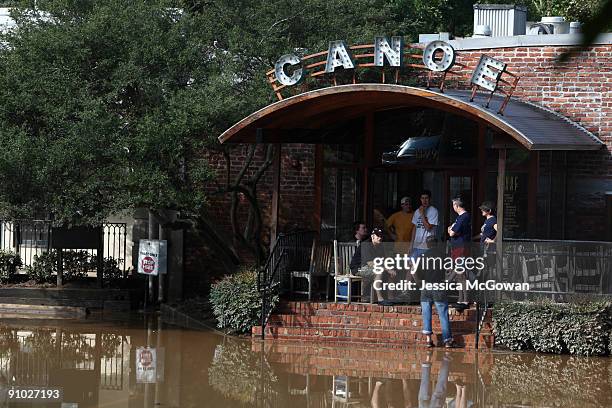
xmin=290 ymin=240 xmax=333 ymax=300
xmin=333 ymin=241 xmax=369 ymax=304
xmin=571 ymin=244 xmax=604 ymax=293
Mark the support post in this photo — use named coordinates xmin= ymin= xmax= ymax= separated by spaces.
xmin=363 ymin=113 xmax=375 ymax=222
xmin=57 ymin=249 xmax=63 ymax=287
xmin=158 ymin=223 xmax=167 ymax=303
xmin=147 ymin=211 xmax=159 ymax=308
xmin=527 ymin=151 xmax=538 ymax=237
xmin=496 ymin=148 xmax=506 ymax=299
xmin=270 ymin=143 xmax=281 ymax=251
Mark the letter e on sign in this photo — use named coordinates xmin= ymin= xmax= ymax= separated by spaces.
xmin=470 ymin=55 xmax=507 ymax=92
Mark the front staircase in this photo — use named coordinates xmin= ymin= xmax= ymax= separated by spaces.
xmin=252 ymin=301 xmax=494 ymax=349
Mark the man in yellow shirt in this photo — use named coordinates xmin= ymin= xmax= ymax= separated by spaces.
xmin=386 ymin=197 xmax=414 ymax=254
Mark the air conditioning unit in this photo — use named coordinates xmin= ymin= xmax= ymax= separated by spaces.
xmin=473 ymin=4 xmax=527 ymax=37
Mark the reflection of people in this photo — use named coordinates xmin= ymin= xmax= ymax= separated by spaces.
xmin=447 ymin=197 xmax=471 ymax=308
xmin=386 ymin=197 xmax=414 ymax=253
xmin=417 ymin=236 xmax=454 ymax=348
xmin=419 ymin=351 xmax=450 ymax=408
xmin=410 ymin=190 xmax=438 ymax=260
xmin=359 ymin=228 xmax=397 ymax=305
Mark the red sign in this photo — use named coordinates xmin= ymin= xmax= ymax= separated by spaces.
xmin=139 ymin=349 xmax=153 ymax=367
xmin=141 ymin=256 xmax=156 ymax=274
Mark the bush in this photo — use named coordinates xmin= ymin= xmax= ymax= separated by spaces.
xmin=26 ymin=251 xmax=57 ymax=283
xmin=0 ymin=250 xmax=22 ymax=283
xmin=102 ymin=258 xmax=124 ymax=284
xmin=493 ymin=299 xmax=612 ymax=356
xmin=61 ymin=250 xmax=93 ymax=281
xmin=209 ymin=267 xmax=277 ymax=334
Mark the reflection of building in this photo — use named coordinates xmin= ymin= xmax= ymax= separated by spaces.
xmin=0 ymin=328 xmax=129 ymax=407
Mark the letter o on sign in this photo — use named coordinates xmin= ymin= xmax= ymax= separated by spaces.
xmin=275 ymin=54 xmax=303 ymax=86
xmin=422 ymin=41 xmax=456 ymax=72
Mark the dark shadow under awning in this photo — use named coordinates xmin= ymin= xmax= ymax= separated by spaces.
xmin=219 ymin=84 xmax=604 ymax=151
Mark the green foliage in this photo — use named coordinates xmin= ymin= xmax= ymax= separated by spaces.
xmin=102 ymin=257 xmax=124 ymax=284
xmin=209 ymin=267 xmax=277 ymax=334
xmin=208 ymin=339 xmax=279 ymax=405
xmin=488 ymin=352 xmax=612 ymax=406
xmin=493 ymin=299 xmax=612 ymax=356
xmin=26 ymin=251 xmax=57 ymax=283
xmin=61 ymin=250 xmax=92 ymax=281
xmin=0 ymin=250 xmax=22 ymax=283
xmin=26 ymin=249 xmax=123 ymax=284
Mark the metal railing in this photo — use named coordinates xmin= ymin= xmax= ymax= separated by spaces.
xmin=490 ymin=239 xmax=612 ymax=298
xmin=0 ymin=220 xmax=128 ymax=273
xmin=258 ymin=230 xmax=315 ymax=340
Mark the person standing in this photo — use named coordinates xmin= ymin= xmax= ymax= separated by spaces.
xmin=417 ymin=236 xmax=455 ymax=348
xmin=478 ymin=201 xmax=497 ymax=253
xmin=386 ymin=196 xmax=415 ymax=254
xmin=448 ymin=197 xmax=471 ymax=308
xmin=478 ymin=201 xmax=497 ymax=274
xmin=349 ymin=221 xmax=369 ymax=275
xmin=409 ymin=190 xmax=439 ymax=261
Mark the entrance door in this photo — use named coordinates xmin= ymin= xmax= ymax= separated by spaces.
xmin=367 ymin=169 xmax=423 ymax=230
xmin=444 ymin=172 xmax=478 ymax=241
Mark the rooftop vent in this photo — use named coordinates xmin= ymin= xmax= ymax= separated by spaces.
xmin=473 ymin=4 xmax=527 ymax=37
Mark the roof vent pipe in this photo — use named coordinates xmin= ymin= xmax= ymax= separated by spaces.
xmin=569 ymin=22 xmax=582 ymax=34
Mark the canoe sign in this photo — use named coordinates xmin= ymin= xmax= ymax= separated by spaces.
xmin=269 ymin=37 xmax=519 ymax=113
xmin=137 ymin=239 xmax=167 ymax=276
xmin=273 ymin=37 xmax=457 ymax=86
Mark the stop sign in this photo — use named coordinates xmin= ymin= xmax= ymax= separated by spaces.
xmin=141 ymin=256 xmax=156 ymax=274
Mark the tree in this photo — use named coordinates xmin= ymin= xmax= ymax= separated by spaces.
xmin=0 ymin=0 xmax=482 ymax=262
xmin=0 ymin=1 xmax=219 ymax=225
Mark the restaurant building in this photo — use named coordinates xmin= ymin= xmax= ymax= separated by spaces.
xmin=215 ymin=32 xmax=611 ymax=246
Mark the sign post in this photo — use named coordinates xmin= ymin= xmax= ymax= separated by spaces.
xmin=138 ymin=239 xmax=167 ymax=307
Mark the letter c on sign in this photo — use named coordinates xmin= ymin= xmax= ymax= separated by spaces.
xmin=422 ymin=41 xmax=455 ymax=72
xmin=275 ymin=54 xmax=303 ymax=86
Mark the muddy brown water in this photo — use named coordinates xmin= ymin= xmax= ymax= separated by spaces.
xmin=0 ymin=314 xmax=608 ymax=407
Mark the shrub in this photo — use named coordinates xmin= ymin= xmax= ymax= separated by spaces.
xmin=102 ymin=258 xmax=124 ymax=284
xmin=0 ymin=250 xmax=22 ymax=283
xmin=26 ymin=251 xmax=57 ymax=283
xmin=61 ymin=250 xmax=93 ymax=281
xmin=493 ymin=299 xmax=612 ymax=356
xmin=209 ymin=267 xmax=277 ymax=334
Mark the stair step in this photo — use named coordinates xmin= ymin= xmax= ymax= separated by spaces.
xmin=253 ymin=326 xmax=494 ymax=349
xmin=267 ymin=313 xmax=489 ymax=332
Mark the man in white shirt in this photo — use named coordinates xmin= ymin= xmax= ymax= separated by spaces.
xmin=409 ymin=190 xmax=439 ymax=260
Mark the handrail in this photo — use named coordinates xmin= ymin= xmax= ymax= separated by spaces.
xmin=258 ymin=230 xmax=315 ymax=340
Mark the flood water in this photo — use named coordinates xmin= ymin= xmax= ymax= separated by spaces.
xmin=0 ymin=314 xmax=609 ymax=407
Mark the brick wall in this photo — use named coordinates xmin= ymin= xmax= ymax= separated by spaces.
xmin=184 ymin=143 xmax=315 ymax=290
xmin=440 ymin=43 xmax=611 ymax=239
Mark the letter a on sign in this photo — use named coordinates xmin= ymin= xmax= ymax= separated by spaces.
xmin=325 ymin=40 xmax=355 ymax=73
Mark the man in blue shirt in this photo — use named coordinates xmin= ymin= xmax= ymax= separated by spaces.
xmin=447 ymin=197 xmax=471 ymax=307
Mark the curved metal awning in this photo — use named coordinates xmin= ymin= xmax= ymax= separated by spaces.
xmin=218 ymin=84 xmax=604 ymax=151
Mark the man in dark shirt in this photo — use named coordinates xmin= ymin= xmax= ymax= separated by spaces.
xmin=447 ymin=197 xmax=471 ymax=307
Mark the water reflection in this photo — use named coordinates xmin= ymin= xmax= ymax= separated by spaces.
xmin=0 ymin=316 xmax=607 ymax=407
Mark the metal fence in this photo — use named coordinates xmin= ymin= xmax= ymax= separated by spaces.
xmin=0 ymin=220 xmax=128 ymax=273
xmin=493 ymin=239 xmax=612 ymax=298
